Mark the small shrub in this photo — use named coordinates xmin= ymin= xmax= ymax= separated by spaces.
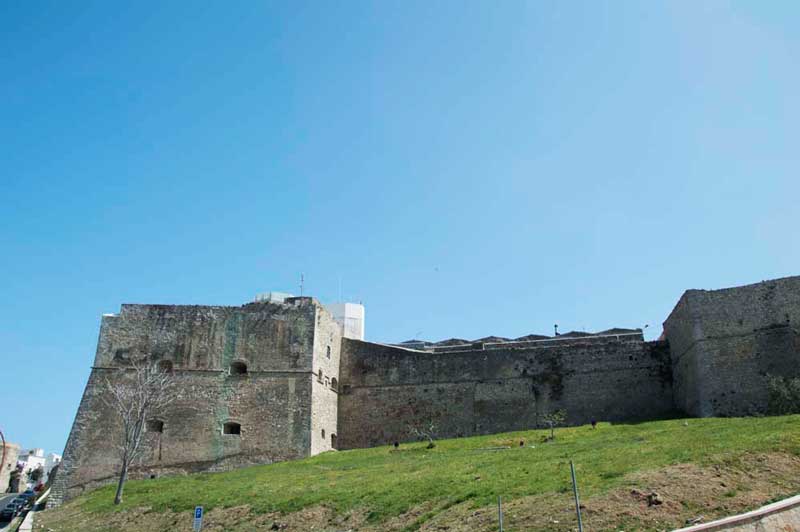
xmin=408 ymin=420 xmax=437 ymax=449
xmin=766 ymin=375 xmax=800 ymax=415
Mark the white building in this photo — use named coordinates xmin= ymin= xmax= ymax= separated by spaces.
xmin=17 ymin=448 xmax=45 ymax=470
xmin=17 ymin=448 xmax=46 ymax=488
xmin=327 ymin=302 xmax=365 ymax=341
xmin=13 ymin=449 xmax=62 ymax=488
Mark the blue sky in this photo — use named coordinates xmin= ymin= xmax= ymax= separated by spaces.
xmin=1 ymin=1 xmax=798 ymax=455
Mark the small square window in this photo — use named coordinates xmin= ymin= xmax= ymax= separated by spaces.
xmin=223 ymin=422 xmax=241 ymax=435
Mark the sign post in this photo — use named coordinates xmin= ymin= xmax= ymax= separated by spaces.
xmin=193 ymin=506 xmax=204 ymax=531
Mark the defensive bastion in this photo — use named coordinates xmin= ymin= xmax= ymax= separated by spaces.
xmin=48 ymin=276 xmax=800 ymax=507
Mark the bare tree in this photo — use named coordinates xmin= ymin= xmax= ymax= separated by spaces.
xmin=408 ymin=420 xmax=438 ymax=449
xmin=103 ymin=358 xmax=177 ymax=505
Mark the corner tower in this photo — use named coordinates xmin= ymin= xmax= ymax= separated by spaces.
xmin=664 ymin=276 xmax=800 ymax=416
xmin=49 ymin=296 xmax=342 ymax=508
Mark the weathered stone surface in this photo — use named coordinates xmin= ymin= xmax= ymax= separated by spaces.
xmin=48 ymin=297 xmax=340 ymax=508
xmin=48 ymin=275 xmax=800 ymax=508
xmin=336 ymin=333 xmax=674 ymax=449
xmin=1 ymin=442 xmax=20 ymax=493
xmin=664 ymin=276 xmax=800 ymax=417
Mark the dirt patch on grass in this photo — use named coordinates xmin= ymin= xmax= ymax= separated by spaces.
xmin=417 ymin=451 xmax=800 ymax=532
xmin=575 ymin=452 xmax=800 ymax=531
xmin=36 ymin=452 xmax=800 ymax=532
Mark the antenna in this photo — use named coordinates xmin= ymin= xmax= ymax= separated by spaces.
xmin=300 ymin=273 xmax=304 ymax=296
xmin=554 ymin=324 xmax=559 ymax=336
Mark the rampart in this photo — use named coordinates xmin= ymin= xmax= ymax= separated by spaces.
xmin=336 ymin=333 xmax=674 ymax=449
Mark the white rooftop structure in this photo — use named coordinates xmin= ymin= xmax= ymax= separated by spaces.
xmin=254 ymin=291 xmax=294 ymax=303
xmin=327 ymin=302 xmax=365 ymax=341
xmin=26 ymin=448 xmax=44 ymax=458
xmin=254 ymin=290 xmax=365 ymax=340
xmin=17 ymin=448 xmax=46 ymax=478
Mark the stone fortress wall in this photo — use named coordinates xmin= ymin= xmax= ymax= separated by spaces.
xmin=337 ymin=333 xmax=672 ymax=449
xmin=48 ymin=275 xmax=800 ymax=507
xmin=48 ymin=297 xmax=341 ymax=507
xmin=664 ymin=276 xmax=800 ymax=417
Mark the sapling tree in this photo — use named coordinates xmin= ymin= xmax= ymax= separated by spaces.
xmin=103 ymin=357 xmax=177 ymax=504
xmin=408 ymin=420 xmax=438 ymax=449
xmin=542 ymin=409 xmax=567 ymax=440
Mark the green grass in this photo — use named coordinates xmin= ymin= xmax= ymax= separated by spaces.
xmin=76 ymin=415 xmax=800 ymax=523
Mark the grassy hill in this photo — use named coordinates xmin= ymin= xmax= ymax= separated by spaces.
xmin=40 ymin=415 xmax=800 ymax=531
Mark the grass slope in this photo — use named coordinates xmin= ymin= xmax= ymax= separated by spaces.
xmin=48 ymin=416 xmax=800 ymax=530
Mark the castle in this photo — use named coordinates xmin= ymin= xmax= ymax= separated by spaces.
xmin=48 ymin=275 xmax=800 ymax=507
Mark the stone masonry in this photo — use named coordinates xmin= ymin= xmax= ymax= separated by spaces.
xmin=48 ymin=275 xmax=800 ymax=507
xmin=48 ymin=297 xmax=341 ymax=507
xmin=1 ymin=442 xmax=20 ymax=493
xmin=664 ymin=276 xmax=800 ymax=417
xmin=337 ymin=333 xmax=673 ymax=449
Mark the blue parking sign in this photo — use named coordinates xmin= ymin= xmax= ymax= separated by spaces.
xmin=193 ymin=506 xmax=203 ymax=531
